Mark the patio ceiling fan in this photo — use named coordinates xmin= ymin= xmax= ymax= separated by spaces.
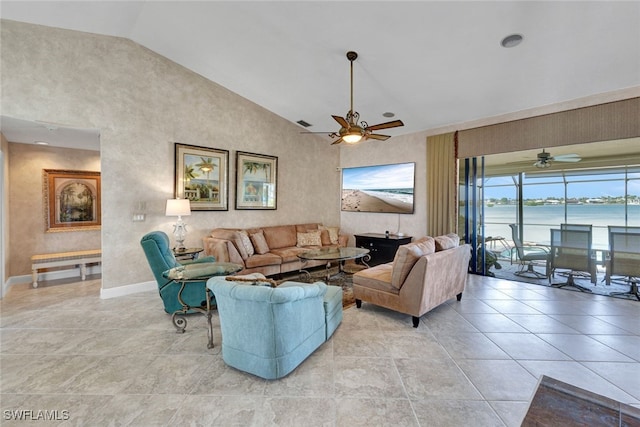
xmin=534 ymin=149 xmax=581 ymax=168
xmin=304 ymin=51 xmax=404 ymax=145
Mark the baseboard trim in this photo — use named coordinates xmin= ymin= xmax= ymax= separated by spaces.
xmin=100 ymin=281 xmax=156 ymax=299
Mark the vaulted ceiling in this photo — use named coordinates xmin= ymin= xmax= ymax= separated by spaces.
xmin=2 ymin=1 xmax=639 ymax=148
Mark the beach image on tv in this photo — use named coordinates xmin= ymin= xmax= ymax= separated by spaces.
xmin=341 ymin=162 xmax=415 ymax=214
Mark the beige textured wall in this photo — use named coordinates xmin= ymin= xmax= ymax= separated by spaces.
xmin=339 ymin=131 xmax=429 ymax=244
xmin=7 ymin=143 xmax=101 ymax=276
xmin=1 ymin=21 xmax=339 ymax=290
xmin=1 ymin=133 xmax=9 ymax=284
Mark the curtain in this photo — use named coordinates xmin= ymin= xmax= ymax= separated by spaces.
xmin=427 ymin=132 xmax=458 ymax=236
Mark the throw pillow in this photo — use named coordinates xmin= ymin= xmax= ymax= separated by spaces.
xmin=250 ymin=231 xmax=270 ymax=255
xmin=320 ymin=229 xmax=332 ymax=246
xmin=319 ymin=225 xmax=340 ymax=244
xmin=391 ymin=237 xmax=436 ymax=288
xmin=296 ymin=230 xmax=322 ymax=247
xmin=238 ymin=230 xmax=255 ymax=258
xmin=434 ymin=234 xmax=457 ymax=251
xmin=225 ymin=276 xmax=277 ymax=287
xmin=447 ymin=233 xmax=461 ymax=247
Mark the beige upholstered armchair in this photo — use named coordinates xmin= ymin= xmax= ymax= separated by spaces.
xmin=353 ymin=234 xmax=471 ymax=327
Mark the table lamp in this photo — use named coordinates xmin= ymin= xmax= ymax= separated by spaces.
xmin=165 ymin=198 xmax=191 ymax=251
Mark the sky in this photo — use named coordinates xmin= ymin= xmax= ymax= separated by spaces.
xmin=342 ymin=163 xmax=415 ymax=190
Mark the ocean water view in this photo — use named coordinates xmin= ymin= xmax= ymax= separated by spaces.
xmin=481 ymin=204 xmax=640 ymax=248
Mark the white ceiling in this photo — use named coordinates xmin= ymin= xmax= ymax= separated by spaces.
xmin=1 ymin=1 xmax=639 ymax=150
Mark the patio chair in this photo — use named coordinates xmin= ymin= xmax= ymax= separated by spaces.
xmin=606 ymin=230 xmax=640 ymax=300
xmin=549 ymin=228 xmax=596 ymax=292
xmin=509 ymin=224 xmax=550 ymax=279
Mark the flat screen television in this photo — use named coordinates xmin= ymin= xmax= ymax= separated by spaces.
xmin=341 ymin=162 xmax=415 ymax=214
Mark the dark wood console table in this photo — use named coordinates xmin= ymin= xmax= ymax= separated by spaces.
xmin=354 ymin=233 xmax=412 ymax=266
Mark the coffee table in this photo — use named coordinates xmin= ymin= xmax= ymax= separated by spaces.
xmin=298 ymin=247 xmax=370 ymax=282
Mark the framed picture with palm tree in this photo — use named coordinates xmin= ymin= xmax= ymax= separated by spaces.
xmin=43 ymin=169 xmax=101 ymax=232
xmin=174 ymin=143 xmax=229 ymax=211
xmin=235 ymin=151 xmax=277 ymax=210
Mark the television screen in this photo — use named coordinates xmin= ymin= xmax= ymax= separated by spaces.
xmin=341 ymin=162 xmax=415 ymax=214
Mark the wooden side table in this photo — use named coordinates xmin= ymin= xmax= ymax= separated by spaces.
xmin=173 ymin=247 xmax=203 ymax=261
xmin=354 ymin=233 xmax=413 ymax=266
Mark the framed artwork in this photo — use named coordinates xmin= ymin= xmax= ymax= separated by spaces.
xmin=175 ymin=143 xmax=229 ymax=211
xmin=341 ymin=162 xmax=415 ymax=214
xmin=235 ymin=151 xmax=277 ymax=210
xmin=43 ymin=169 xmax=101 ymax=232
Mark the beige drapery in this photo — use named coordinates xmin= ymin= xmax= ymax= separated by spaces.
xmin=426 ymin=132 xmax=458 ymax=236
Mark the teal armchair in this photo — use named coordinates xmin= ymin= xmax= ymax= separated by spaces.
xmin=207 ymin=276 xmax=342 ymax=379
xmin=140 ymin=231 xmax=215 ymax=314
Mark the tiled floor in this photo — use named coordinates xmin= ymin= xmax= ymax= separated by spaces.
xmin=1 ymin=274 xmax=638 ymax=426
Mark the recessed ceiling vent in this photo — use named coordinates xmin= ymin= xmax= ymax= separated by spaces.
xmin=296 ymin=120 xmax=313 ymax=128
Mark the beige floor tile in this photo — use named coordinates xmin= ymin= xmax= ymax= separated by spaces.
xmin=336 ymin=398 xmax=418 ymax=427
xmin=489 ymin=401 xmax=530 ymax=427
xmin=395 ymin=358 xmax=482 ymax=400
xmin=536 ymin=333 xmax=634 ymax=362
xmin=412 ymin=399 xmax=505 ymax=427
xmin=334 ymin=357 xmax=406 ymax=399
xmin=1 ymin=275 xmax=638 ymax=425
xmin=484 ymin=333 xmax=572 ymax=360
xmin=456 ymin=359 xmax=538 ymax=401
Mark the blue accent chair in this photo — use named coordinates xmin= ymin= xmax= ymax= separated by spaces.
xmin=140 ymin=231 xmax=215 ymax=314
xmin=207 ymin=276 xmax=342 ymax=379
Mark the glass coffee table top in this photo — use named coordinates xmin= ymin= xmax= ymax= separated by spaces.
xmin=298 ymin=247 xmax=370 ymax=282
xmin=298 ymin=246 xmax=370 ymax=262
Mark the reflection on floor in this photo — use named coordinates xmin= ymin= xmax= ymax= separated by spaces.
xmin=1 ymin=274 xmax=639 ymax=426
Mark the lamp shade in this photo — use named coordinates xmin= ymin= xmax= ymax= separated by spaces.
xmin=165 ymin=199 xmax=191 ymax=216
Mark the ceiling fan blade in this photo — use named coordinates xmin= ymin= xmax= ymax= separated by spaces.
xmin=366 ymin=133 xmax=391 ymax=141
xmin=332 ymin=115 xmax=349 ymax=128
xmin=553 ymin=154 xmax=581 ymax=162
xmin=331 ymin=138 xmax=343 ymax=145
xmin=365 ymin=120 xmax=404 ymax=132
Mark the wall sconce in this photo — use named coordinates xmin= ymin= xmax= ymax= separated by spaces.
xmin=165 ymin=198 xmax=191 ymax=251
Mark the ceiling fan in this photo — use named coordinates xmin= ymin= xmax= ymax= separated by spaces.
xmin=534 ymin=149 xmax=581 ymax=168
xmin=324 ymin=51 xmax=404 ymax=145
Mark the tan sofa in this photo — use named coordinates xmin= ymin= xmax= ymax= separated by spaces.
xmin=202 ymin=223 xmax=347 ymax=277
xmin=352 ymin=234 xmax=471 ymax=327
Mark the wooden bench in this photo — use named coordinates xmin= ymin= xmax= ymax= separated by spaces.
xmin=31 ymin=249 xmax=102 ymax=288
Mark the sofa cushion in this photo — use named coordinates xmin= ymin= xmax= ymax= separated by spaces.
xmin=238 ymin=230 xmax=255 ymax=258
xmin=434 ymin=234 xmax=459 ymax=251
xmin=353 ymin=263 xmax=397 ymax=293
xmin=319 ymin=225 xmax=340 ymax=244
xmin=211 ymin=228 xmax=250 ymax=260
xmin=250 ymin=231 xmax=270 ymax=255
xmin=263 ymin=225 xmax=298 ymax=249
xmin=296 ymin=223 xmax=320 ymax=232
xmin=297 ymin=230 xmax=322 ymax=247
xmin=270 ymin=247 xmax=309 ymax=263
xmin=245 ymin=252 xmax=282 ymax=268
xmin=391 ymin=237 xmax=436 ymax=289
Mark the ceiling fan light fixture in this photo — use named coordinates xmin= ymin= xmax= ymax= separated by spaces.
xmin=343 ymin=130 xmax=363 ymax=144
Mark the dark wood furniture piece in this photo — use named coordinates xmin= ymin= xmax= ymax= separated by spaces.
xmin=354 ymin=233 xmax=412 ymax=266
xmin=173 ymin=247 xmax=204 ymax=261
xmin=522 ymin=375 xmax=640 ymax=426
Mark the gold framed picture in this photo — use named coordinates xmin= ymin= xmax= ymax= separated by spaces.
xmin=235 ymin=151 xmax=277 ymax=210
xmin=43 ymin=169 xmax=101 ymax=232
xmin=174 ymin=143 xmax=229 ymax=211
